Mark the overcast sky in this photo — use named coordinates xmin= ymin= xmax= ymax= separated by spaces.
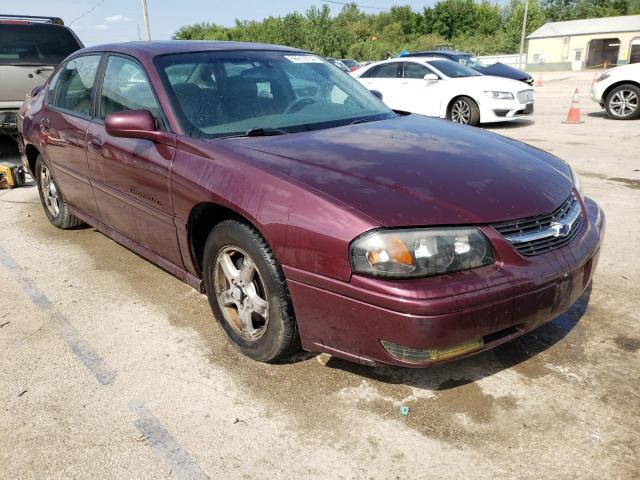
xmin=5 ymin=1 xmax=445 ymax=46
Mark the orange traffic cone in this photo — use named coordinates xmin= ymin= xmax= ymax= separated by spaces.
xmin=535 ymin=72 xmax=543 ymax=87
xmin=603 ymin=60 xmax=608 ymax=71
xmin=563 ymin=88 xmax=584 ymax=124
xmin=591 ymin=72 xmax=598 ymax=87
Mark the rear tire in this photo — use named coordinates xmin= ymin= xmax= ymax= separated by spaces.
xmin=202 ymin=219 xmax=299 ymax=363
xmin=447 ymin=96 xmax=481 ymax=126
xmin=604 ymin=84 xmax=640 ymax=120
xmin=35 ymin=155 xmax=83 ymax=229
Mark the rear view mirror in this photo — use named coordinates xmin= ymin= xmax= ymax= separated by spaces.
xmin=424 ymin=73 xmax=439 ymax=81
xmin=370 ymin=90 xmax=383 ymax=101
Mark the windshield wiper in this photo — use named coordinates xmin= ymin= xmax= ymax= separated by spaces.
xmin=349 ymin=118 xmax=370 ymax=125
xmin=245 ymin=127 xmax=288 ymax=137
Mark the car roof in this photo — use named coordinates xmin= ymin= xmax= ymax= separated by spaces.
xmin=79 ymin=40 xmax=305 ymax=62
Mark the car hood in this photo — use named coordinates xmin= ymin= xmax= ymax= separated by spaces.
xmin=474 ymin=62 xmax=532 ymax=82
xmin=220 ymin=115 xmax=573 ymax=227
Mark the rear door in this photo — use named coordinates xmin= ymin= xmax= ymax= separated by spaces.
xmin=86 ymin=54 xmax=182 ymax=266
xmin=41 ymin=54 xmax=102 ymax=220
xmin=357 ymin=63 xmax=403 ymax=109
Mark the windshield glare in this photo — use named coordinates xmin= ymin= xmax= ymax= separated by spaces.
xmin=155 ymin=50 xmax=394 ymax=139
xmin=0 ymin=24 xmax=81 ymax=66
xmin=428 ymin=59 xmax=481 ymax=78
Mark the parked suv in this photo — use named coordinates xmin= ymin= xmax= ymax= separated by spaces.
xmin=0 ymin=15 xmax=82 ymax=135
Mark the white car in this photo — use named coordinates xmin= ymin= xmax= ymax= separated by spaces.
xmin=352 ymin=57 xmax=534 ymax=126
xmin=591 ymin=63 xmax=640 ymax=120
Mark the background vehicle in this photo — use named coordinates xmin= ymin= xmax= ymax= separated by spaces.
xmin=591 ymin=63 xmax=640 ymax=120
xmin=326 ymin=57 xmax=351 ymax=73
xmin=353 ymin=57 xmax=534 ymax=126
xmin=340 ymin=58 xmax=362 ymax=71
xmin=0 ymin=15 xmax=82 ymax=136
xmin=400 ymin=50 xmax=534 ymax=86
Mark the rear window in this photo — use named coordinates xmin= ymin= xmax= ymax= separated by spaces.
xmin=0 ymin=24 xmax=82 ymax=66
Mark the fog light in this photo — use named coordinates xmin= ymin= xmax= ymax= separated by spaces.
xmin=380 ymin=338 xmax=484 ymax=363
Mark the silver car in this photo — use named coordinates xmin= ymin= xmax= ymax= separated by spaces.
xmin=0 ymin=15 xmax=82 ymax=135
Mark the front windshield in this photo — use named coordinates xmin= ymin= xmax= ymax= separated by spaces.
xmin=428 ymin=59 xmax=482 ymax=78
xmin=458 ymin=55 xmax=487 ymax=68
xmin=154 ymin=50 xmax=394 ymax=138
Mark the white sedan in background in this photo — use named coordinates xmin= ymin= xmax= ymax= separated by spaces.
xmin=352 ymin=57 xmax=535 ymax=126
xmin=591 ymin=63 xmax=640 ymax=120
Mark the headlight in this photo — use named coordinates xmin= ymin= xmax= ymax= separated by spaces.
xmin=484 ymin=91 xmax=514 ymax=100
xmin=596 ymin=73 xmax=610 ymax=82
xmin=568 ymin=163 xmax=584 ymax=198
xmin=350 ymin=228 xmax=494 ymax=278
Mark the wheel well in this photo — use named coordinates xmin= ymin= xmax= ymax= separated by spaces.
xmin=602 ymin=80 xmax=640 ymax=103
xmin=188 ymin=202 xmax=249 ymax=276
xmin=25 ymin=144 xmax=40 ymax=174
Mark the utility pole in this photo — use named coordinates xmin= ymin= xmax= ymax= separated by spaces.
xmin=518 ymin=0 xmax=529 ymax=70
xmin=140 ymin=0 xmax=151 ymax=40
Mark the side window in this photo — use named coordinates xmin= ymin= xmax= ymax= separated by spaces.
xmin=48 ymin=55 xmax=101 ymax=116
xmin=403 ymin=63 xmax=433 ymax=79
xmin=99 ymin=56 xmax=161 ymax=125
xmin=367 ymin=63 xmax=400 ymax=79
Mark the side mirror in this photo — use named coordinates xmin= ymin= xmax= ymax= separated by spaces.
xmin=29 ymin=85 xmax=44 ymax=97
xmin=370 ymin=90 xmax=383 ymax=101
xmin=423 ymin=73 xmax=439 ymax=82
xmin=105 ymin=110 xmax=173 ymax=144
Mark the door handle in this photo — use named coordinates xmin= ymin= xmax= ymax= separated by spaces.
xmin=88 ymin=137 xmax=104 ymax=150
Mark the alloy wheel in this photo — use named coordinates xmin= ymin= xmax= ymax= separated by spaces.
xmin=609 ymin=89 xmax=638 ymax=118
xmin=451 ymin=100 xmax=471 ymax=124
xmin=39 ymin=163 xmax=60 ymax=218
xmin=214 ymin=246 xmax=269 ymax=341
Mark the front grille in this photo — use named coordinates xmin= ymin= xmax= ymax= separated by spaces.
xmin=492 ymin=193 xmax=583 ymax=256
xmin=517 ymin=89 xmax=534 ymax=103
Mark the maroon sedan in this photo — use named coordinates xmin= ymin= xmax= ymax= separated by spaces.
xmin=18 ymin=41 xmax=604 ymax=367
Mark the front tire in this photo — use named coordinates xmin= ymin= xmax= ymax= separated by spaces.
xmin=203 ymin=220 xmax=299 ymax=363
xmin=35 ymin=155 xmax=83 ymax=229
xmin=448 ymin=96 xmax=481 ymax=126
xmin=604 ymin=84 xmax=640 ymax=120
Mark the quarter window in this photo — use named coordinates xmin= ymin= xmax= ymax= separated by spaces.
xmin=48 ymin=55 xmax=101 ymax=116
xmin=99 ymin=56 xmax=161 ymax=124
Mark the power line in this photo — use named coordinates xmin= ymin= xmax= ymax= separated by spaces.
xmin=69 ymin=0 xmax=106 ymax=26
xmin=323 ymin=0 xmax=390 ymax=11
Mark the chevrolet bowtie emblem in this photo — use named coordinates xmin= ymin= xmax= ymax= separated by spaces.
xmin=549 ymin=221 xmax=572 ymax=237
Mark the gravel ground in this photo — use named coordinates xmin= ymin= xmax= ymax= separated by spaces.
xmin=1 ymin=70 xmax=638 ymax=479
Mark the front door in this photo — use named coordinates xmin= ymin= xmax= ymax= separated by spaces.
xmin=86 ymin=54 xmax=182 ymax=267
xmin=399 ymin=62 xmax=442 ymax=117
xmin=41 ymin=54 xmax=102 ymax=220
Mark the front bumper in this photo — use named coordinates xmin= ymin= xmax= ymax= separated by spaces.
xmin=286 ymin=196 xmax=605 ymax=368
xmin=480 ymin=97 xmax=534 ymax=123
xmin=591 ymin=83 xmax=606 ymax=105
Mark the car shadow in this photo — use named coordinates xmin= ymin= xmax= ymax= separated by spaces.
xmin=484 ymin=119 xmax=535 ymax=130
xmin=587 ymin=111 xmax=608 ymax=118
xmin=322 ymin=283 xmax=593 ymax=390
